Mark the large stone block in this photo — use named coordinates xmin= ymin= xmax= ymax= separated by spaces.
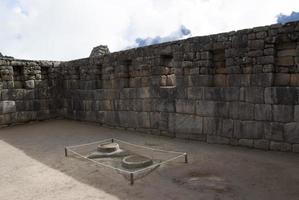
xmin=0 ymin=100 xmax=16 ymax=114
xmin=254 ymin=104 xmax=272 ymax=121
xmin=235 ymin=120 xmax=264 ymax=139
xmin=203 ymin=117 xmax=222 ymax=135
xmin=244 ymin=87 xmax=264 ymax=103
xmin=238 ymin=139 xmax=254 ymax=148
xmin=136 ymin=112 xmax=150 ymax=128
xmin=238 ymin=102 xmax=255 ymax=120
xmin=221 ymin=119 xmax=234 ymax=137
xmin=250 ymin=73 xmax=273 ymax=87
xmin=222 ymin=87 xmax=240 ymax=101
xmin=187 ymin=87 xmax=203 ymax=99
xmin=253 ymin=139 xmax=269 ymax=150
xmin=175 ymin=99 xmax=196 ymax=114
xmin=272 ymin=105 xmax=293 ymax=122
xmin=25 ymin=80 xmax=35 ymax=89
xmin=169 ymin=113 xmax=203 ymax=138
xmin=196 ymin=101 xmax=215 ymax=117
xmin=273 ymin=73 xmax=290 ymax=86
xmin=264 ymin=122 xmax=284 ymax=141
xmin=264 ymin=87 xmax=298 ymax=105
xmin=207 ymin=135 xmax=230 ymax=144
xmin=284 ymin=122 xmax=299 ymax=143
xmin=203 ymin=87 xmax=223 ymax=101
xmin=270 ymin=141 xmax=292 ymax=152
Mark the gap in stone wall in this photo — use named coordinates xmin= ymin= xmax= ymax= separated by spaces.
xmin=12 ymin=66 xmax=25 ymax=89
xmin=123 ymin=59 xmax=132 ymax=88
xmin=160 ymin=54 xmax=176 ymax=88
xmin=276 ymin=41 xmax=297 ymax=67
xmin=212 ymin=49 xmax=226 ymax=69
xmin=96 ymin=64 xmax=103 ymax=89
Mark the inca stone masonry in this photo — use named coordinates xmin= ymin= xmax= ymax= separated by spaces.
xmin=1 ymin=22 xmax=299 ymax=152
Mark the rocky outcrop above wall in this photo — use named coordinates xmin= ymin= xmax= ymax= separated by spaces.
xmin=1 ymin=21 xmax=299 ymax=153
xmin=0 ymin=58 xmax=62 ymax=127
xmin=90 ymin=45 xmax=110 ymax=57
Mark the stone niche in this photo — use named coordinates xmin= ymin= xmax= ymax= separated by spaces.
xmin=159 ymin=54 xmax=176 ymax=88
xmin=276 ymin=41 xmax=298 ymax=67
xmin=12 ymin=66 xmax=25 ymax=89
xmin=212 ymin=49 xmax=226 ymax=68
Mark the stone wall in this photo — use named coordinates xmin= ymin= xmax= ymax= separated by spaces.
xmin=1 ymin=21 xmax=299 ymax=153
xmin=0 ymin=58 xmax=62 ymax=126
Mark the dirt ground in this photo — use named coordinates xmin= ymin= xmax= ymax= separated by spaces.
xmin=0 ymin=120 xmax=299 ymax=200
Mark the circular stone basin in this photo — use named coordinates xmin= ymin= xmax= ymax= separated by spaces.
xmin=97 ymin=143 xmax=120 ymax=153
xmin=121 ymin=155 xmax=153 ymax=169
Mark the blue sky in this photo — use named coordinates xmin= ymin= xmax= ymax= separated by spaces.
xmin=0 ymin=0 xmax=299 ymax=61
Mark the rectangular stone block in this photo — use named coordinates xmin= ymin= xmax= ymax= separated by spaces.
xmin=293 ymin=144 xmax=299 ymax=153
xmin=273 ymin=73 xmax=290 ymax=86
xmin=253 ymin=139 xmax=269 ymax=150
xmin=244 ymin=87 xmax=264 ymax=104
xmin=207 ymin=135 xmax=230 ymax=144
xmin=264 ymin=87 xmax=298 ymax=105
xmin=203 ymin=87 xmax=223 ymax=101
xmin=175 ymin=99 xmax=196 ymax=114
xmin=250 ymin=73 xmax=273 ymax=87
xmin=235 ymin=120 xmax=264 ymax=139
xmin=273 ymin=105 xmax=293 ymax=122
xmin=187 ymin=87 xmax=203 ymax=99
xmin=270 ymin=141 xmax=292 ymax=152
xmin=254 ymin=104 xmax=272 ymax=121
xmin=238 ymin=102 xmax=255 ymax=120
xmin=227 ymin=74 xmax=250 ymax=87
xmin=284 ymin=122 xmax=299 ymax=143
xmin=221 ymin=119 xmax=234 ymax=137
xmin=238 ymin=139 xmax=254 ymax=148
xmin=169 ymin=113 xmax=203 ymax=138
xmin=0 ymin=100 xmax=16 ymax=114
xmin=222 ymin=87 xmax=240 ymax=101
xmin=196 ymin=101 xmax=215 ymax=117
xmin=203 ymin=117 xmax=222 ymax=135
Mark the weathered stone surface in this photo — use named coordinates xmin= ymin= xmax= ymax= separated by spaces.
xmin=169 ymin=113 xmax=203 ymax=138
xmin=175 ymin=99 xmax=196 ymax=114
xmin=270 ymin=141 xmax=292 ymax=152
xmin=264 ymin=122 xmax=284 ymax=141
xmin=284 ymin=122 xmax=299 ymax=143
xmin=255 ymin=104 xmax=272 ymax=121
xmin=235 ymin=121 xmax=264 ymax=139
xmin=25 ymin=80 xmax=35 ymax=89
xmin=238 ymin=139 xmax=253 ymax=148
xmin=0 ymin=100 xmax=16 ymax=114
xmin=253 ymin=139 xmax=269 ymax=150
xmin=293 ymin=144 xmax=299 ymax=153
xmin=203 ymin=117 xmax=222 ymax=135
xmin=264 ymin=87 xmax=298 ymax=105
xmin=244 ymin=87 xmax=264 ymax=103
xmin=207 ymin=135 xmax=230 ymax=144
xmin=272 ymin=105 xmax=293 ymax=122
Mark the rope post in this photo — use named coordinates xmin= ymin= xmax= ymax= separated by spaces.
xmin=130 ymin=173 xmax=134 ymax=185
xmin=65 ymin=147 xmax=68 ymax=157
xmin=184 ymin=153 xmax=188 ymax=163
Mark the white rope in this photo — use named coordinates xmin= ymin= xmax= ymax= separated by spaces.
xmin=65 ymin=138 xmax=188 ymax=178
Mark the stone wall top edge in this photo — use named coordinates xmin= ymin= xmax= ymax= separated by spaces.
xmin=4 ymin=21 xmax=298 ymax=66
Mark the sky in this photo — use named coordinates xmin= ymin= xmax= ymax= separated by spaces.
xmin=0 ymin=0 xmax=299 ymax=61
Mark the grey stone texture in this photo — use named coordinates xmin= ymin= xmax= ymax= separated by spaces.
xmin=2 ymin=21 xmax=299 ymax=152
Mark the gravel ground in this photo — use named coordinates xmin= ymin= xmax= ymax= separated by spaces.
xmin=0 ymin=119 xmax=299 ymax=200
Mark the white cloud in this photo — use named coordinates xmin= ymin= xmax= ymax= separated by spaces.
xmin=0 ymin=0 xmax=299 ymax=61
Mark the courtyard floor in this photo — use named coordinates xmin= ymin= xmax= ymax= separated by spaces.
xmin=0 ymin=120 xmax=299 ymax=200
